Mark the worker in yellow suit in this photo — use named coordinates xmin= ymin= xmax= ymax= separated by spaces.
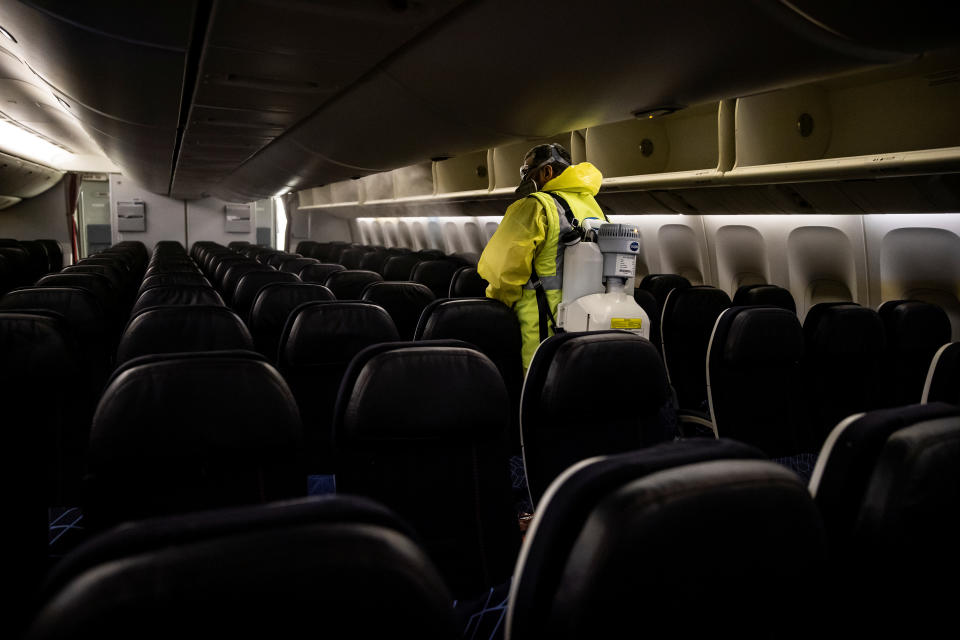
xmin=478 ymin=143 xmax=607 ymax=372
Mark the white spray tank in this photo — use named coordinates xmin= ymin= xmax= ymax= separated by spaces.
xmin=556 ymin=222 xmax=650 ymax=338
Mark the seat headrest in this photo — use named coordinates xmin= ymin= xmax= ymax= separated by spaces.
xmin=361 ymin=281 xmax=436 ymax=339
xmin=29 ymin=496 xmax=456 ymax=638
xmin=448 ymin=266 xmax=488 ymax=297
xmin=37 ymin=273 xmax=115 ymax=300
xmin=337 ymin=344 xmax=507 ymax=443
xmin=278 ymin=301 xmax=399 ymax=368
xmin=639 ymin=273 xmax=691 ymax=306
xmin=0 ymin=312 xmax=79 ymax=383
xmin=804 ymin=303 xmax=885 ymax=356
xmin=507 ymin=438 xmax=766 ymax=639
xmin=279 ymin=257 xmax=319 ymax=274
xmin=732 ymin=284 xmax=797 ymax=312
xmin=0 ymin=287 xmax=106 ymax=331
xmin=411 ymin=260 xmax=459 ymax=298
xmin=250 ymin=283 xmax=335 ymax=332
xmin=810 ymin=401 xmax=960 ymax=545
xmin=233 ymin=270 xmax=300 ymax=317
xmin=132 ymin=285 xmax=223 ymax=317
xmin=879 ymin=300 xmax=951 ymax=353
xmin=543 ymin=459 xmax=824 ymax=637
xmin=323 ymin=270 xmax=383 ymax=300
xmin=662 ymin=286 xmax=731 ymax=329
xmin=715 ymin=306 xmax=804 ymax=367
xmin=90 ymin=353 xmax=301 ymax=461
xmin=382 ymin=255 xmax=422 ymax=280
xmin=116 ymin=305 xmax=253 ymax=365
xmin=414 ymin=297 xmax=519 ymax=343
xmin=299 ymin=263 xmax=346 ymax=284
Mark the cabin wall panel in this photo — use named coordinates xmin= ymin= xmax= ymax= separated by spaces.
xmin=186 ymin=196 xmax=258 ymax=249
xmin=110 ymin=174 xmax=184 ymax=253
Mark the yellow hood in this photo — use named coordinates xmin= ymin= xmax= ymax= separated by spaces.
xmin=541 ymin=162 xmax=603 ymax=196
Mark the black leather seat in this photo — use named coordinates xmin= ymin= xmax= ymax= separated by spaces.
xmin=294 ymin=240 xmax=318 ymax=256
xmin=20 ymin=240 xmax=54 ymax=280
xmin=228 ymin=240 xmax=250 ymax=251
xmin=809 ymin=402 xmax=960 ymax=548
xmin=220 ymin=263 xmax=273 ymax=305
xmin=0 ymin=287 xmax=112 ymax=385
xmin=359 ymin=249 xmax=390 ymax=275
xmin=707 ymin=306 xmax=805 ymax=457
xmin=506 ymin=448 xmax=825 ymax=639
xmin=877 ymin=300 xmax=951 ymax=407
xmin=506 ymin=439 xmax=767 ymax=639
xmin=638 ymin=273 xmax=691 ymax=309
xmin=415 ymin=298 xmax=523 ymax=450
xmin=333 ymin=343 xmax=519 ymax=598
xmin=248 ymin=282 xmax=335 ymax=361
xmin=922 ymin=342 xmax=960 ymax=404
xmin=138 ymin=272 xmax=211 ymax=293
xmin=116 ymin=305 xmax=254 ymax=365
xmin=232 ymin=270 xmax=300 ymax=321
xmin=802 ymin=303 xmax=886 ymax=451
xmin=521 ymin=331 xmax=674 ymax=506
xmin=732 ymin=283 xmax=797 ymax=312
xmin=28 ymin=496 xmax=457 ymax=640
xmin=449 ymin=266 xmax=488 ymax=297
xmin=382 ymin=254 xmax=422 ymax=281
xmin=0 ymin=312 xmax=77 ymax=629
xmin=338 ymin=248 xmax=367 ymax=269
xmin=411 ymin=260 xmax=460 ymax=299
xmin=63 ymin=264 xmax=124 ymax=293
xmin=211 ymin=255 xmax=250 ymax=288
xmin=37 ymin=272 xmax=121 ymax=330
xmin=0 ymin=244 xmax=33 ymax=287
xmin=298 ymin=262 xmax=346 ymax=284
xmin=660 ymin=285 xmax=731 ymax=413
xmin=279 ymin=257 xmax=318 ymax=274
xmin=131 ymin=285 xmax=224 ymax=317
xmin=84 ymin=352 xmax=304 ymax=531
xmin=323 ymin=269 xmax=383 ymax=300
xmin=808 ymin=402 xmax=960 ymax=634
xmin=362 ymin=281 xmax=435 ymax=340
xmin=632 ymin=287 xmax=660 ymax=352
xmin=266 ymin=253 xmax=301 ymax=270
xmin=35 ymin=239 xmax=64 ymax=272
xmin=277 ymin=301 xmax=399 ymax=472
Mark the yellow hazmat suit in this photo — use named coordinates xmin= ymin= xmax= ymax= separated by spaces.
xmin=478 ymin=162 xmax=607 ymax=371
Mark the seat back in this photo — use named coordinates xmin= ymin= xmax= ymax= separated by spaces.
xmin=139 ymin=272 xmax=211 ymax=293
xmin=298 ymin=262 xmax=346 ymax=284
xmin=449 ymin=265 xmax=488 ymax=297
xmin=362 ymin=281 xmax=435 ymax=340
xmin=116 ymin=305 xmax=254 ymax=365
xmin=411 ymin=260 xmax=459 ymax=299
xmin=277 ymin=301 xmax=399 ymax=472
xmin=35 ymin=239 xmax=64 ymax=272
xmin=707 ymin=306 xmax=804 ymax=457
xmin=508 ymin=457 xmax=825 ymax=638
xmin=878 ymin=300 xmax=951 ymax=407
xmin=221 ymin=263 xmax=272 ymax=305
xmin=922 ymin=342 xmax=960 ymax=404
xmin=638 ymin=273 xmax=691 ymax=309
xmin=323 ymin=269 xmax=383 ymax=300
xmin=520 ymin=331 xmax=674 ymax=506
xmin=84 ymin=352 xmax=304 ymax=530
xmin=660 ymin=286 xmax=731 ymax=412
xmin=279 ymin=257 xmax=318 ymax=274
xmin=248 ymin=283 xmax=335 ymax=361
xmin=808 ymin=402 xmax=960 ymax=548
xmin=382 ymin=254 xmax=422 ymax=281
xmin=359 ymin=250 xmax=390 ymax=275
xmin=28 ymin=496 xmax=456 ymax=639
xmin=333 ymin=343 xmax=519 ymax=598
xmin=731 ymin=283 xmax=797 ymax=312
xmin=232 ymin=270 xmax=300 ymax=320
xmin=338 ymin=248 xmax=367 ymax=269
xmin=416 ymin=298 xmax=523 ymax=449
xmin=131 ymin=285 xmax=224 ymax=317
xmin=506 ymin=439 xmax=766 ymax=640
xmin=802 ymin=303 xmax=886 ymax=451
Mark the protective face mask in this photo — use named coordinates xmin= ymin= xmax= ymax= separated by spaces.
xmin=514 ymin=173 xmax=539 ymax=197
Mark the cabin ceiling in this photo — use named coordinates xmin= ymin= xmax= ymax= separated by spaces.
xmin=0 ymin=0 xmax=958 ymax=203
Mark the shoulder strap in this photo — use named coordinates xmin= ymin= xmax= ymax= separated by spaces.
xmin=530 ymin=263 xmax=562 ymax=341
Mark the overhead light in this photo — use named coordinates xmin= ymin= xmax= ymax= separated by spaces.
xmin=0 ymin=25 xmax=16 ymax=44
xmin=633 ymin=105 xmax=685 ymax=120
xmin=55 ymin=96 xmax=71 ymax=110
xmin=0 ymin=118 xmax=73 ymax=167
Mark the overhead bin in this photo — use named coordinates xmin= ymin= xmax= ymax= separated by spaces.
xmin=434 ymin=151 xmax=490 ymax=196
xmin=393 ymin=163 xmax=434 ymax=199
xmin=490 ymin=134 xmax=585 ymax=192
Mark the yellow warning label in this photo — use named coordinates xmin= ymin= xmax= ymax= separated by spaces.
xmin=611 ymin=318 xmax=643 ymax=329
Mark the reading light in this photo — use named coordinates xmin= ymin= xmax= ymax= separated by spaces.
xmin=0 ymin=26 xmax=16 ymax=44
xmin=633 ymin=105 xmax=685 ymax=119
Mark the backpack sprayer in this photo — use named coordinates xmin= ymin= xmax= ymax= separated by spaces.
xmin=555 ymin=216 xmax=650 ymax=338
